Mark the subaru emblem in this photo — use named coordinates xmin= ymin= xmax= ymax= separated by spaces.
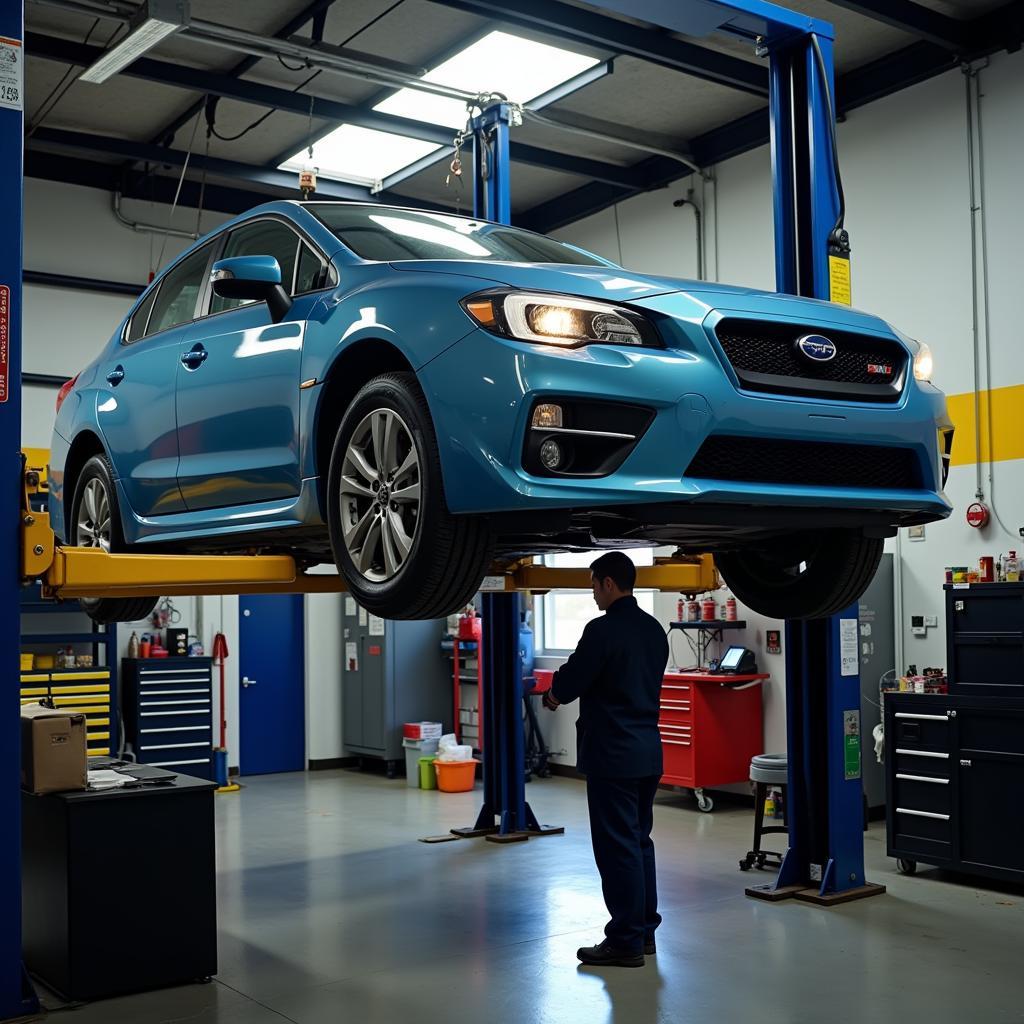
xmin=795 ymin=334 xmax=837 ymax=362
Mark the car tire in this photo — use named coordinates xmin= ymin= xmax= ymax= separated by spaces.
xmin=715 ymin=530 xmax=884 ymax=621
xmin=69 ymin=454 xmax=159 ymax=625
xmin=327 ymin=372 xmax=492 ymax=620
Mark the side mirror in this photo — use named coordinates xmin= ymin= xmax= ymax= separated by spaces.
xmin=211 ymin=255 xmax=293 ymax=323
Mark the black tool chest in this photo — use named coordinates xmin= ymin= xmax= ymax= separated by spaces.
xmin=122 ymin=657 xmax=215 ymax=780
xmin=945 ymin=582 xmax=1024 ymax=695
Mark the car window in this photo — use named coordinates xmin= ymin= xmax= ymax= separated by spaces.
xmin=147 ymin=242 xmax=215 ymax=336
xmin=211 ymin=220 xmax=300 ymax=315
xmin=308 ymin=204 xmax=605 ymax=265
xmin=295 ymin=243 xmax=325 ymax=294
xmin=124 ymin=285 xmax=158 ymax=344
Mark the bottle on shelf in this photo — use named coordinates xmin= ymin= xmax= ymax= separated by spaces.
xmin=127 ymin=631 xmax=140 ymax=658
xmin=1007 ymin=551 xmax=1020 ymax=583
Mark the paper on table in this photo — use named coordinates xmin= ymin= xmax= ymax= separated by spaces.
xmin=87 ymin=769 xmax=131 ymax=791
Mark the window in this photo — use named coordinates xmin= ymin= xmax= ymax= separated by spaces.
xmin=295 ymin=243 xmax=326 ymax=295
xmin=147 ymin=242 xmax=215 ymax=336
xmin=211 ymin=220 xmax=300 ymax=315
xmin=308 ymin=204 xmax=604 ymax=265
xmin=124 ymin=285 xmax=157 ymax=344
xmin=537 ymin=549 xmax=656 ymax=653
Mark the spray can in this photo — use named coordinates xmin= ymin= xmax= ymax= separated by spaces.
xmin=677 ymin=597 xmax=685 ymax=622
xmin=701 ymin=597 xmax=717 ymax=622
xmin=686 ymin=599 xmax=700 ymax=621
xmin=725 ymin=597 xmax=738 ymax=622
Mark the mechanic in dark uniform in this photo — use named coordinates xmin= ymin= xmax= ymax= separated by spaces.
xmin=544 ymin=551 xmax=669 ymax=968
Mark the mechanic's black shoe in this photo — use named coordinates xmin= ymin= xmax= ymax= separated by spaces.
xmin=644 ymin=941 xmax=657 ymax=956
xmin=577 ymin=940 xmax=644 ymax=968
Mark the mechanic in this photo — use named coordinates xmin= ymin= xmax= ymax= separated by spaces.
xmin=543 ymin=551 xmax=670 ymax=968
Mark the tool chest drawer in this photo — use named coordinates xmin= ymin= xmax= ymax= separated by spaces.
xmin=20 ymin=669 xmax=115 ymax=757
xmin=122 ymin=658 xmax=215 ymax=779
xmin=659 ymin=674 xmax=763 ymax=794
xmin=885 ymin=693 xmax=1024 ymax=884
xmin=945 ymin=583 xmax=1024 ymax=696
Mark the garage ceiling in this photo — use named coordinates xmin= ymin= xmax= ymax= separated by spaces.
xmin=21 ymin=0 xmax=1024 ymax=234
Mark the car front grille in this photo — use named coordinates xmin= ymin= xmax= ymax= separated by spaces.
xmin=713 ymin=318 xmax=909 ymax=403
xmin=685 ymin=435 xmax=922 ymax=490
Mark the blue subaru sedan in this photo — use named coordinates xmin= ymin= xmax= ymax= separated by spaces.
xmin=49 ymin=201 xmax=952 ymax=623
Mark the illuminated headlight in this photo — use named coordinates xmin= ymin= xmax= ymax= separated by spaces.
xmin=913 ymin=342 xmax=934 ymax=382
xmin=461 ymin=290 xmax=661 ymax=348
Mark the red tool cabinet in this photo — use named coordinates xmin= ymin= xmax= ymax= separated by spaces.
xmin=659 ymin=672 xmax=766 ymax=807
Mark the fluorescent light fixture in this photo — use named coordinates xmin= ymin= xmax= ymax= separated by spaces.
xmin=373 ymin=30 xmax=600 ymax=129
xmin=80 ymin=0 xmax=190 ymax=84
xmin=279 ymin=124 xmax=441 ymax=186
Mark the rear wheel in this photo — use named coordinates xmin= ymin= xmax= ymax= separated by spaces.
xmin=70 ymin=455 xmax=159 ymax=624
xmin=715 ymin=530 xmax=884 ymax=620
xmin=327 ymin=372 xmax=492 ymax=619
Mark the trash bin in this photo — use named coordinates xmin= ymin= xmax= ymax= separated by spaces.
xmin=403 ymin=738 xmax=439 ymax=787
xmin=435 ymin=759 xmax=479 ymax=793
xmin=419 ymin=756 xmax=438 ymax=790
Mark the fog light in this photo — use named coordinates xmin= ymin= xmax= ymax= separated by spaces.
xmin=539 ymin=438 xmax=563 ymax=470
xmin=532 ymin=403 xmax=563 ymax=428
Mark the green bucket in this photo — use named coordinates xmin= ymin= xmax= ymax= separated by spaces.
xmin=419 ymin=756 xmax=438 ymax=790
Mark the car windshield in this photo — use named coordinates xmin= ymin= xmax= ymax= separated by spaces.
xmin=308 ymin=204 xmax=605 ymax=265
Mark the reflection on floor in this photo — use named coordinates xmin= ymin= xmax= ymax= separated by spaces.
xmin=40 ymin=769 xmax=1024 ymax=1023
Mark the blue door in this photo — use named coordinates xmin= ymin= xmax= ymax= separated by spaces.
xmin=239 ymin=594 xmax=305 ymax=775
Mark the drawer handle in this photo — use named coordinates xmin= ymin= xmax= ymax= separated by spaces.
xmin=895 ymin=713 xmax=949 ymax=722
xmin=141 ymin=689 xmax=209 ymax=696
xmin=660 ymin=701 xmax=691 ymax=708
xmin=140 ymin=726 xmax=208 ymax=734
xmin=140 ymin=699 xmax=211 ymax=707
xmin=140 ymin=741 xmax=210 ymax=751
xmin=663 ymin=685 xmax=691 ymax=691
xmin=895 ymin=748 xmax=949 ymax=759
xmin=896 ymin=807 xmax=950 ymax=821
xmin=662 ymin=739 xmax=691 ymax=747
xmin=149 ymin=758 xmax=209 ymax=767
xmin=896 ymin=774 xmax=949 ymax=785
xmin=660 ymin=729 xmax=692 ymax=737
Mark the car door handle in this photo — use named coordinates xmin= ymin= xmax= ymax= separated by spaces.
xmin=181 ymin=345 xmax=208 ymax=369
xmin=106 ymin=365 xmax=125 ymax=385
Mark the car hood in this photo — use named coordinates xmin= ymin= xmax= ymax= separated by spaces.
xmin=388 ymin=260 xmax=897 ymax=335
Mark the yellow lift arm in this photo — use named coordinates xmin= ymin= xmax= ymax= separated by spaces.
xmin=21 ymin=452 xmax=718 ymax=600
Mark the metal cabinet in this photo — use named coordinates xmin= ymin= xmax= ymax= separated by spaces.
xmin=885 ymin=693 xmax=1024 ymax=883
xmin=945 ymin=582 xmax=1024 ymax=696
xmin=859 ymin=553 xmax=894 ymax=810
xmin=341 ymin=605 xmax=449 ymax=777
xmin=122 ymin=658 xmax=215 ymax=780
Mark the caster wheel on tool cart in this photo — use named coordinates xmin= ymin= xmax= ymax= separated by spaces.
xmin=696 ymin=793 xmax=714 ymax=813
xmin=739 ymin=856 xmax=753 ymax=871
xmin=896 ymin=858 xmax=917 ymax=875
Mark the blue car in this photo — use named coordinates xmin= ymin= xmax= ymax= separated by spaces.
xmin=50 ymin=201 xmax=952 ymax=623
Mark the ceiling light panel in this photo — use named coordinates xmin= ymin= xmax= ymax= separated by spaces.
xmin=79 ymin=0 xmax=190 ymax=84
xmin=279 ymin=124 xmax=441 ymax=186
xmin=373 ymin=30 xmax=600 ymax=129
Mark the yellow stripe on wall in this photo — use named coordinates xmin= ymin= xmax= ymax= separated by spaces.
xmin=947 ymin=384 xmax=1024 ymax=466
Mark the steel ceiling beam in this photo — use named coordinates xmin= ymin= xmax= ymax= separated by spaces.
xmin=26 ymin=32 xmax=640 ymax=185
xmin=145 ymin=0 xmax=342 ymax=148
xmin=427 ymin=0 xmax=770 ymax=96
xmin=521 ymin=0 xmax=1024 ymax=234
xmin=824 ymin=0 xmax=967 ymax=52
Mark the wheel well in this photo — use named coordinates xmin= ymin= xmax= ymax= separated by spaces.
xmin=62 ymin=431 xmax=106 ymax=538
xmin=314 ymin=340 xmax=415 ymax=512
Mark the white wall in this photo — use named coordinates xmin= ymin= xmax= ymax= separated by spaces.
xmin=548 ymin=51 xmax=1024 ymax=766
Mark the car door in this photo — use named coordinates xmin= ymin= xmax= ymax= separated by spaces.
xmin=174 ymin=217 xmax=329 ymax=511
xmin=95 ymin=240 xmax=216 ymax=517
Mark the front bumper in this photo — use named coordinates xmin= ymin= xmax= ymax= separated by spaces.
xmin=421 ymin=307 xmax=953 ymax=526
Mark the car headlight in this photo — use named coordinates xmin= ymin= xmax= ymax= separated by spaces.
xmin=461 ymin=290 xmax=662 ymax=349
xmin=912 ymin=341 xmax=934 ymax=382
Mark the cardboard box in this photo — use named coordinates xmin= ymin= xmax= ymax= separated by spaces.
xmin=21 ymin=704 xmax=87 ymax=795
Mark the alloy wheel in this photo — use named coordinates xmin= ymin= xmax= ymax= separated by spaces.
xmin=76 ymin=477 xmax=112 ymax=552
xmin=339 ymin=408 xmax=422 ymax=582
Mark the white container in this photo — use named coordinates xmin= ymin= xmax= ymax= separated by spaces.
xmin=403 ymin=737 xmax=440 ymax=787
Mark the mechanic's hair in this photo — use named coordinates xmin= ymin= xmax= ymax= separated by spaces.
xmin=590 ymin=551 xmax=636 ymax=593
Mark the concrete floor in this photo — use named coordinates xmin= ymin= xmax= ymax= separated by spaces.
xmin=40 ymin=770 xmax=1024 ymax=1024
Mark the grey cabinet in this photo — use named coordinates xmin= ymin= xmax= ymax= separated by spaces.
xmin=341 ymin=606 xmax=450 ymax=775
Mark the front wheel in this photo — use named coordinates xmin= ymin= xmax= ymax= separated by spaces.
xmin=327 ymin=372 xmax=492 ymax=620
xmin=70 ymin=455 xmax=159 ymax=624
xmin=715 ymin=530 xmax=884 ymax=621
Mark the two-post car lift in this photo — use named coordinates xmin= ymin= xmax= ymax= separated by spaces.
xmin=2 ymin=0 xmax=878 ymax=1017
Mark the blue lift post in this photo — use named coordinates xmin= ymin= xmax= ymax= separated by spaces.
xmin=2 ymin=1 xmax=40 ymax=1019
xmin=452 ymin=101 xmax=563 ymax=843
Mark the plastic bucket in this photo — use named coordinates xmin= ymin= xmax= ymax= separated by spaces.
xmin=419 ymin=756 xmax=438 ymax=790
xmin=403 ymin=738 xmax=439 ymax=787
xmin=435 ymin=759 xmax=479 ymax=793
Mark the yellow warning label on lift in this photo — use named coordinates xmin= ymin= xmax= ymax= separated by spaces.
xmin=829 ymin=254 xmax=852 ymax=305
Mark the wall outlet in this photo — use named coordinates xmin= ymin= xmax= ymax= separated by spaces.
xmin=924 ymin=615 xmax=938 ymax=627
xmin=910 ymin=614 xmax=927 ymax=637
